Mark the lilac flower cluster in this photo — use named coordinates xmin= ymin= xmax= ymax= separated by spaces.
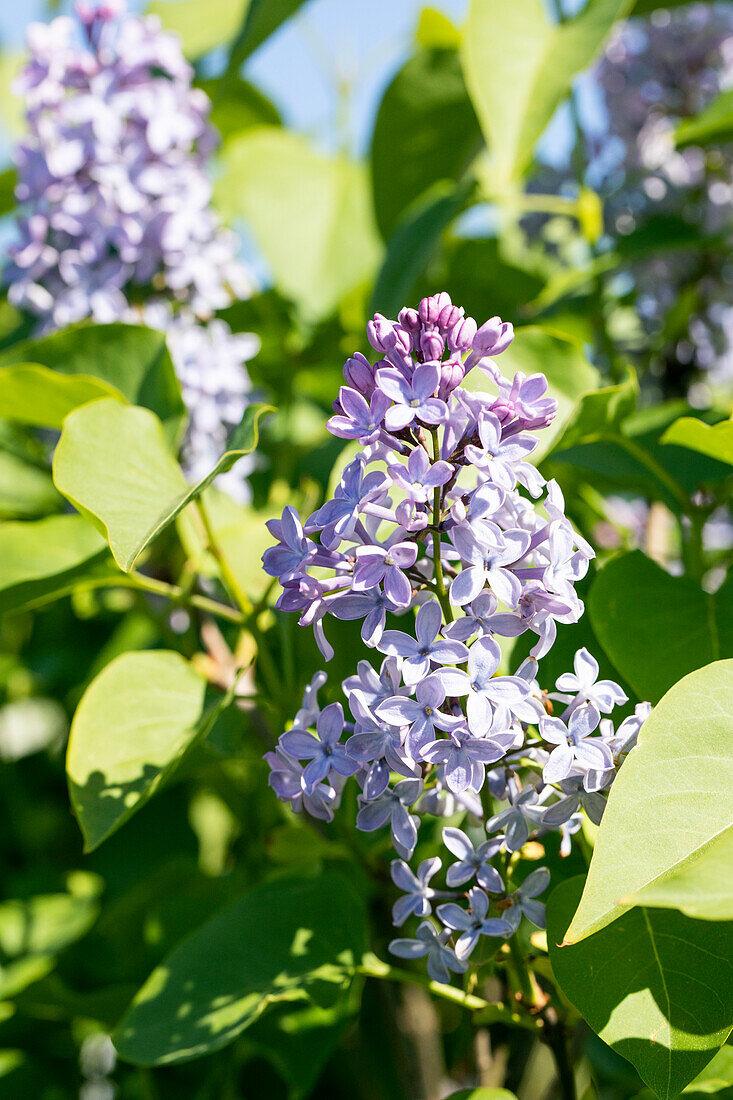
xmin=263 ymin=294 xmax=650 ymax=983
xmin=595 ymin=6 xmax=733 ymax=389
xmin=5 ymin=1 xmax=258 ymax=498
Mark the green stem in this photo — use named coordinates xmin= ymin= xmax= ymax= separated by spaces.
xmin=508 ymin=936 xmax=535 ymax=1006
xmin=80 ymin=572 xmax=246 ymax=624
xmin=196 ymin=497 xmax=252 ymax=614
xmin=429 ymin=428 xmax=453 ymax=623
xmin=354 ymin=950 xmax=508 ymax=1016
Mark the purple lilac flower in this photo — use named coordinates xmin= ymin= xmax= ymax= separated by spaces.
xmin=353 ymin=541 xmax=418 ymax=608
xmin=279 ymin=703 xmax=359 ymax=793
xmin=503 ymin=868 xmax=551 ymax=932
xmin=389 ymin=921 xmax=467 ymax=984
xmin=486 ymin=780 xmax=548 ymax=852
xmin=442 ymin=827 xmax=504 ymax=892
xmin=377 ymin=600 xmax=468 ymax=685
xmin=262 ymin=293 xmax=651 ymax=984
xmin=437 ymin=887 xmax=513 ymax=959
xmin=356 ymin=778 xmax=422 ymax=860
xmin=555 ymin=648 xmax=628 ymax=713
xmin=540 ymin=704 xmax=614 ymax=788
xmin=376 ymin=674 xmax=464 ymax=757
xmin=390 ymin=858 xmax=444 ymax=926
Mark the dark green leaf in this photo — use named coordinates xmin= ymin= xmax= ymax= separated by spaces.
xmin=371 ymin=182 xmax=471 ymax=318
xmin=0 ymin=451 xmax=62 ymax=519
xmin=676 ymin=88 xmax=733 ymax=147
xmin=370 ymin=49 xmax=481 ymax=240
xmin=548 ymin=877 xmax=733 ymax=1100
xmin=113 ymin=873 xmax=366 ymax=1065
xmin=225 ymin=0 xmax=308 ymax=73
xmin=0 ymin=323 xmax=186 ymax=443
xmin=588 ymin=552 xmax=732 ymax=703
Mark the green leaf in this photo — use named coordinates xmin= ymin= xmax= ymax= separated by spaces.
xmin=113 ymin=873 xmax=366 ymax=1065
xmin=146 ymin=0 xmax=250 ymax=59
xmin=564 ymin=660 xmax=733 ymax=944
xmin=371 ymin=183 xmax=471 ymax=318
xmin=588 ymin=552 xmax=732 ymax=703
xmin=548 ymin=877 xmax=733 ymax=1100
xmin=463 ymin=325 xmax=600 ymax=457
xmin=0 ymin=323 xmax=186 ymax=444
xmin=461 ymin=0 xmax=632 ymax=182
xmin=66 ymin=650 xmax=207 ymax=851
xmin=0 ymin=363 xmax=123 ymax=429
xmin=370 ymin=48 xmax=481 ymax=239
xmin=216 ymin=128 xmax=381 ymax=321
xmin=225 ymin=0 xmax=308 ymax=72
xmin=627 ymin=828 xmax=733 ymax=923
xmin=53 ymin=399 xmax=188 ymax=572
xmin=0 ymin=167 xmax=17 ymax=218
xmin=0 ymin=515 xmax=108 ymax=615
xmin=199 ymin=77 xmax=281 ymax=140
xmin=549 ymin=368 xmax=638 ymax=453
xmin=416 ymin=8 xmax=462 ymax=49
xmin=662 ymin=418 xmax=733 ymax=467
xmin=0 ymin=451 xmax=62 ymax=519
xmin=676 ymin=87 xmax=733 ymax=147
xmin=53 ymin=399 xmax=271 ymax=573
xmin=0 ymin=893 xmax=99 ymax=958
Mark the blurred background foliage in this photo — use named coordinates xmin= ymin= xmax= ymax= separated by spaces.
xmin=0 ymin=0 xmax=731 ymax=1097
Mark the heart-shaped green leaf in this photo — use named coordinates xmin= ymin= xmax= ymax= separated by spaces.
xmin=565 ymin=660 xmax=733 ymax=944
xmin=548 ymin=877 xmax=733 ymax=1100
xmin=67 ymin=650 xmax=207 ymax=850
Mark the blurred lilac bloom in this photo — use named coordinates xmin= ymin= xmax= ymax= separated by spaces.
xmin=443 ymin=637 xmax=533 ymax=732
xmin=421 ymin=727 xmax=507 ymax=795
xmin=353 ymin=542 xmax=417 ymax=608
xmin=486 ymin=782 xmax=547 ymax=852
xmin=329 ymin=587 xmax=397 ymax=647
xmin=264 ymin=747 xmax=337 ymax=822
xmin=390 ymin=857 xmax=444 ymax=926
xmin=378 ymin=599 xmax=469 ymax=685
xmin=356 ymin=778 xmax=423 ymax=859
xmin=464 ymin=412 xmax=537 ymax=490
xmin=389 ymin=920 xmax=467 ymax=984
xmin=280 ymin=702 xmax=359 ymax=793
xmin=437 ymin=886 xmax=513 ymax=959
xmin=541 ymin=703 xmax=613 ymax=786
xmin=328 ymin=386 xmax=390 ymax=442
xmin=376 ymin=361 xmax=447 ymax=432
xmin=450 ymin=524 xmax=530 ymax=607
xmin=555 ymin=648 xmax=627 ymax=713
xmin=442 ymin=827 xmax=504 ymax=892
xmin=503 ymin=867 xmax=551 ymax=932
xmin=263 ymin=506 xmax=313 ymax=581
xmin=390 ymin=446 xmax=454 ymax=504
xmin=376 ymin=673 xmax=464 ymax=757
